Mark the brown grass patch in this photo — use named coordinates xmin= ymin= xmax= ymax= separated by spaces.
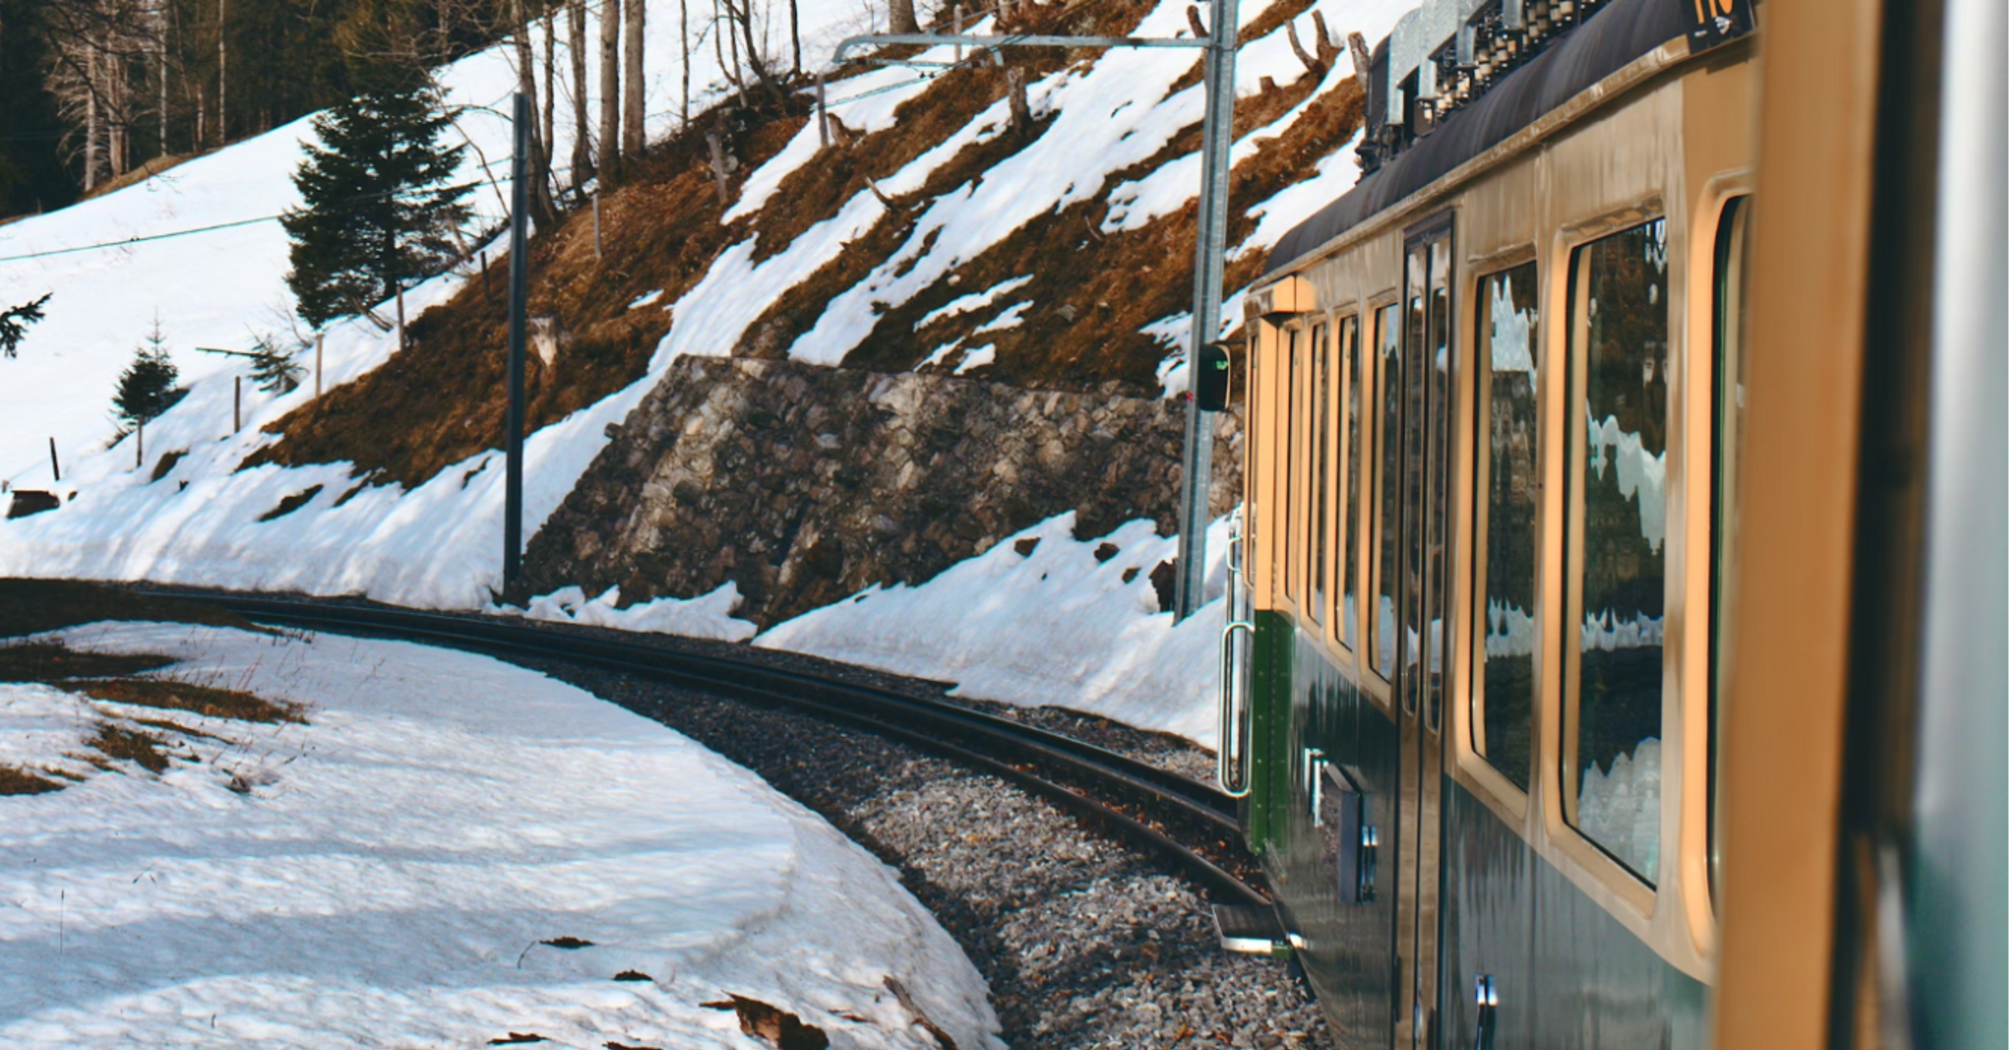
xmin=0 ymin=579 xmax=256 ymax=638
xmin=0 ymin=643 xmax=177 ymax=682
xmin=62 ymin=677 xmax=305 ymax=724
xmin=87 ymin=723 xmax=170 ymax=774
xmin=836 ymin=75 xmax=1364 ymax=389
xmin=149 ymin=448 xmax=186 ymax=482
xmin=256 ymin=484 xmax=324 ymax=522
xmin=0 ymin=765 xmax=65 ymax=795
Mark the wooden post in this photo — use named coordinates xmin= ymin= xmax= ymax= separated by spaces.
xmin=593 ymin=189 xmax=603 ymax=259
xmin=233 ymin=375 xmax=241 ymax=431
xmin=396 ymin=283 xmax=406 ymax=352
xmin=136 ymin=419 xmax=143 ymax=469
xmin=314 ymin=332 xmax=324 ymax=398
xmin=816 ymin=73 xmax=828 ymax=148
xmin=953 ymin=3 xmax=963 ymax=61
xmin=48 ymin=437 xmax=59 ymax=482
xmin=482 ymin=250 xmax=492 ymax=303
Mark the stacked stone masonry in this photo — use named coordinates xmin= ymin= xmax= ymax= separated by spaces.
xmin=521 ymin=356 xmax=1243 ymax=628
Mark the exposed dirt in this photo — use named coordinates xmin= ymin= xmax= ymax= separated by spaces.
xmin=58 ymin=676 xmax=305 ymax=724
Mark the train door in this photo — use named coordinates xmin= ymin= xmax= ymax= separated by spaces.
xmin=1394 ymin=214 xmax=1454 ymax=1049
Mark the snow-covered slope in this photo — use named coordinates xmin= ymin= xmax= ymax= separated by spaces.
xmin=0 ymin=0 xmax=1412 ymax=740
xmin=0 ymin=622 xmax=999 ymax=1049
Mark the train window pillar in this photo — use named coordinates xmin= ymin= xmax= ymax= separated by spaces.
xmin=1562 ymin=218 xmax=1671 ymax=886
xmin=1473 ymin=262 xmax=1541 ymax=791
xmin=1284 ymin=326 xmax=1303 ymax=606
xmin=1312 ymin=321 xmax=1331 ymax=625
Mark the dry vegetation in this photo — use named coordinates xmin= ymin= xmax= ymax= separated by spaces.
xmin=0 ymin=578 xmax=255 ymax=638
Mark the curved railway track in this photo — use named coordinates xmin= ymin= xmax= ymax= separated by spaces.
xmin=166 ymin=592 xmax=1268 ymax=911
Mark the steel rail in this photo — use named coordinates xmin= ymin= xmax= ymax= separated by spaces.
xmin=183 ymin=594 xmax=1264 ymax=907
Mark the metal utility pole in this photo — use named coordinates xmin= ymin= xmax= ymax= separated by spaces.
xmin=504 ymin=92 xmax=531 ymax=588
xmin=829 ymin=12 xmax=1240 ymax=621
xmin=1171 ymin=0 xmax=1239 ymax=620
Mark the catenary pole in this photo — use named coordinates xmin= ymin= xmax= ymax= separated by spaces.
xmin=1172 ymin=0 xmax=1239 ymax=620
xmin=504 ymin=93 xmax=531 ymax=588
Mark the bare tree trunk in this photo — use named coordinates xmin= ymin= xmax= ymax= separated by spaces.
xmin=84 ymin=48 xmax=99 ymax=191
xmin=215 ymin=0 xmax=225 ymax=146
xmin=888 ymin=0 xmax=919 ymax=34
xmin=541 ymin=8 xmax=557 ymax=182
xmin=679 ymin=0 xmax=690 ymax=126
xmin=568 ymin=0 xmax=592 ymax=186
xmin=621 ymin=0 xmax=644 ymax=158
xmin=598 ymin=0 xmax=620 ymax=182
xmin=158 ymin=33 xmax=167 ymax=158
xmin=789 ymin=0 xmax=800 ymax=78
xmin=195 ymin=80 xmax=204 ymax=152
xmin=436 ymin=0 xmax=453 ymax=61
xmin=511 ymin=0 xmax=558 ymax=227
xmin=713 ymin=0 xmax=741 ymax=96
xmin=727 ymin=0 xmax=779 ymax=99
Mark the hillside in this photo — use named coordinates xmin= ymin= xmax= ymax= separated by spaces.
xmin=0 ymin=0 xmax=1408 ymax=741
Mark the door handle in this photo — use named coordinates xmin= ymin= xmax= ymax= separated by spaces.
xmin=1473 ymin=974 xmax=1499 ymax=1050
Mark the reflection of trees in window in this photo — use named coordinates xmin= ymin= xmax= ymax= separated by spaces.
xmin=1374 ymin=305 xmax=1403 ymax=679
xmin=1478 ymin=263 xmax=1539 ymax=790
xmin=1342 ymin=317 xmax=1363 ymax=651
xmin=1568 ymin=219 xmax=1669 ymax=883
xmin=1313 ymin=323 xmax=1330 ymax=620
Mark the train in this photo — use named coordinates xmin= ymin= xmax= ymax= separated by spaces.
xmin=1212 ymin=0 xmax=2004 ymax=1046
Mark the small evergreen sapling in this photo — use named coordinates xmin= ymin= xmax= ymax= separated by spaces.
xmin=282 ymin=66 xmax=471 ymax=329
xmin=114 ymin=321 xmax=182 ymax=429
xmin=0 ymin=293 xmax=50 ymax=358
xmin=247 ymin=334 xmax=306 ymax=394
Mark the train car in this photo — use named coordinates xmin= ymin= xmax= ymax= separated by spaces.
xmin=1217 ymin=0 xmax=2004 ymax=1046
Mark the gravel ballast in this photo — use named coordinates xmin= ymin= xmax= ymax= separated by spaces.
xmin=525 ymin=659 xmax=1333 ymax=1050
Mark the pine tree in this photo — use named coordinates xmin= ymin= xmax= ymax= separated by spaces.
xmin=113 ymin=320 xmax=181 ymax=427
xmin=281 ymin=65 xmax=470 ymax=329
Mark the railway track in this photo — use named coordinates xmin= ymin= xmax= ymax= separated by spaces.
xmin=168 ymin=593 xmax=1270 ymax=912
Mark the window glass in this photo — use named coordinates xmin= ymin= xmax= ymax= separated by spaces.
xmin=1709 ymin=197 xmax=1752 ymax=895
xmin=1312 ymin=323 xmax=1331 ymax=621
xmin=1373 ymin=304 xmax=1403 ymax=679
xmin=1565 ymin=219 xmax=1669 ymax=884
xmin=1284 ymin=327 xmax=1300 ymax=602
xmin=1402 ymin=252 xmax=1428 ymax=713
xmin=1475 ymin=263 xmax=1539 ymax=791
xmin=1341 ymin=316 xmax=1363 ymax=650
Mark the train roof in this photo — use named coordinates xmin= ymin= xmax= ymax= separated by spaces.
xmin=1263 ymin=0 xmax=1700 ymax=278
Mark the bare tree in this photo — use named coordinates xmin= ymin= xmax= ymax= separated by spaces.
xmin=679 ymin=0 xmax=690 ymax=126
xmin=598 ymin=0 xmax=620 ymax=181
xmin=541 ymin=6 xmax=557 ymax=172
xmin=215 ymin=0 xmax=225 ymax=145
xmin=568 ymin=0 xmax=593 ymax=187
xmin=622 ymin=0 xmax=645 ymax=159
xmin=789 ymin=0 xmax=799 ymax=78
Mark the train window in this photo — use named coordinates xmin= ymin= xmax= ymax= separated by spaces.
xmin=1284 ymin=326 xmax=1301 ymax=603
xmin=1372 ymin=303 xmax=1403 ymax=680
xmin=1340 ymin=315 xmax=1363 ymax=651
xmin=1473 ymin=262 xmax=1539 ymax=791
xmin=1311 ymin=322 xmax=1330 ymax=623
xmin=1562 ymin=218 xmax=1669 ymax=885
xmin=1709 ymin=196 xmax=1753 ymax=895
xmin=1402 ymin=249 xmax=1429 ymax=716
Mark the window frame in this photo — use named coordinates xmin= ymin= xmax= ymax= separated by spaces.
xmin=1456 ymin=249 xmax=1544 ymax=820
xmin=1329 ymin=309 xmax=1362 ymax=661
xmin=1363 ymin=295 xmax=1406 ymax=711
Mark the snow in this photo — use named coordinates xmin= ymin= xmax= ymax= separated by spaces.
xmin=971 ymin=301 xmax=1031 ymax=334
xmin=1574 ymin=736 xmax=1661 ymax=880
xmin=915 ymin=275 xmax=1035 ymax=330
xmin=501 ymin=583 xmax=758 ymax=642
xmin=756 ymin=512 xmax=1236 ymax=746
xmin=0 ymin=622 xmax=999 ymax=1049
xmin=953 ymin=344 xmax=997 ymax=375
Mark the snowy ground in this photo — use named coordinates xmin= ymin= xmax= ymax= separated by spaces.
xmin=0 ymin=622 xmax=999 ymax=1050
xmin=0 ymin=0 xmax=1412 ymax=749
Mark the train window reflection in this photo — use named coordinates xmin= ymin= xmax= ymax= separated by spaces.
xmin=1563 ymin=219 xmax=1669 ymax=884
xmin=1312 ymin=322 xmax=1330 ymax=622
xmin=1474 ymin=262 xmax=1539 ymax=791
xmin=1373 ymin=304 xmax=1402 ymax=680
xmin=1710 ymin=196 xmax=1752 ymax=896
xmin=1341 ymin=316 xmax=1363 ymax=651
